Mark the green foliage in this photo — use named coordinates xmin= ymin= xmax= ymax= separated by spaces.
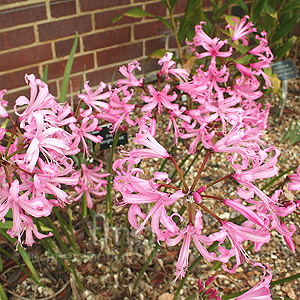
xmin=60 ymin=33 xmax=78 ymax=103
xmin=112 ymin=0 xmax=299 ymax=63
xmin=111 ymin=7 xmax=172 ymax=30
xmin=177 ymin=0 xmax=204 ymax=43
xmin=251 ymin=0 xmax=300 ymax=59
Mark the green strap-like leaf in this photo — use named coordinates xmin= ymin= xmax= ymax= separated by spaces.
xmin=111 ymin=7 xmax=172 ymax=30
xmin=177 ymin=0 xmax=204 ymax=43
xmin=17 ymin=245 xmax=40 ymax=284
xmin=272 ymin=13 xmax=300 ymax=43
xmin=0 ymin=282 xmax=8 ymax=300
xmin=60 ymin=33 xmax=78 ymax=103
xmin=42 ymin=65 xmax=48 ymax=83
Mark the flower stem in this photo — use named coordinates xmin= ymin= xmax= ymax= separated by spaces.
xmin=205 ymin=173 xmax=234 ymax=188
xmin=159 ymin=183 xmax=180 ymax=191
xmin=197 ymin=202 xmax=223 ymax=223
xmin=74 ymin=98 xmax=82 ymax=120
xmin=4 ymin=120 xmax=18 ymax=158
xmin=169 ymin=155 xmax=189 ymax=193
xmin=201 ymin=194 xmax=223 ymax=202
xmin=6 ymin=144 xmax=26 ymax=160
xmin=190 ymin=149 xmax=212 ymax=192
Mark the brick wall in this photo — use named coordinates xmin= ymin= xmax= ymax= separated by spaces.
xmin=0 ymin=0 xmax=216 ymax=107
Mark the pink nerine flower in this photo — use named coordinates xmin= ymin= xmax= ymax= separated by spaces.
xmin=130 ymin=122 xmax=170 ymax=160
xmin=141 ymin=84 xmax=179 ymax=114
xmin=23 ymin=113 xmax=70 ymax=171
xmin=235 ymin=264 xmax=273 ymax=299
xmin=74 ymin=163 xmax=109 ymax=208
xmin=157 ymin=52 xmax=189 ymax=82
xmin=226 ymin=15 xmax=256 ymax=46
xmin=188 ymin=22 xmax=232 ymax=64
xmin=288 ymin=165 xmax=300 ymax=191
xmin=69 ymin=115 xmax=103 ymax=157
xmin=167 ymin=210 xmax=227 ymax=281
xmin=14 ymin=74 xmax=56 ymax=127
xmin=78 ymin=81 xmax=111 ymax=117
xmin=219 ymin=221 xmax=270 ymax=273
xmin=0 ymin=89 xmax=8 ymax=118
xmin=116 ymin=61 xmax=144 ymax=89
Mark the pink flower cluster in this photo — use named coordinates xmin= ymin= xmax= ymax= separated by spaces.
xmin=111 ymin=16 xmax=298 ymax=298
xmin=0 ymin=74 xmax=110 ymax=247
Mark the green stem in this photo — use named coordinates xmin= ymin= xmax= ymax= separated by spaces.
xmin=118 ymin=213 xmax=128 ymax=259
xmin=167 ymin=1 xmax=183 ymax=64
xmin=90 ymin=208 xmax=102 ymax=239
xmin=6 ymin=144 xmax=26 ymax=159
xmin=106 ymin=130 xmax=121 ymax=227
xmin=53 ymin=207 xmax=80 ymax=254
xmin=4 ymin=120 xmax=18 ymax=157
xmin=133 ymin=244 xmax=159 ymax=290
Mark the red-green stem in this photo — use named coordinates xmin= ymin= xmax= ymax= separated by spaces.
xmin=4 ymin=120 xmax=18 ymax=157
xmin=190 ymin=149 xmax=212 ymax=192
xmin=280 ymin=176 xmax=288 ymax=190
xmin=141 ymin=84 xmax=151 ymax=97
xmin=201 ymin=194 xmax=223 ymax=202
xmin=74 ymin=98 xmax=83 ymax=120
xmin=187 ymin=201 xmax=196 ymax=225
xmin=197 ymin=202 xmax=223 ymax=223
xmin=4 ymin=166 xmax=11 ymax=187
xmin=169 ymin=155 xmax=189 ymax=193
xmin=159 ymin=183 xmax=180 ymax=191
xmin=205 ymin=173 xmax=234 ymax=188
xmin=13 ymin=164 xmax=33 ymax=176
xmin=6 ymin=143 xmax=26 ymax=160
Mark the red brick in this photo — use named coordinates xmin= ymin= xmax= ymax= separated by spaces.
xmin=45 ymin=54 xmax=94 ymax=80
xmin=83 ymin=27 xmax=131 ymax=51
xmin=0 ymin=67 xmax=39 ymax=91
xmin=173 ymin=0 xmax=188 ymax=14
xmin=169 ymin=34 xmax=178 ymax=48
xmin=0 ymin=44 xmax=52 ymax=71
xmin=55 ymin=38 xmax=80 ymax=58
xmin=97 ymin=43 xmax=142 ymax=67
xmin=95 ymin=6 xmax=142 ymax=29
xmin=38 ymin=15 xmax=92 ymax=42
xmin=50 ymin=0 xmax=76 ymax=18
xmin=47 ymin=81 xmax=58 ymax=97
xmin=134 ymin=20 xmax=171 ymax=40
xmin=80 ymin=0 xmax=130 ymax=12
xmin=145 ymin=2 xmax=167 ymax=17
xmin=1 ymin=0 xmax=26 ymax=3
xmin=0 ymin=4 xmax=47 ymax=29
xmin=145 ymin=37 xmax=165 ymax=56
xmin=5 ymin=87 xmax=29 ymax=111
xmin=86 ymin=67 xmax=123 ymax=87
xmin=0 ymin=26 xmax=35 ymax=52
